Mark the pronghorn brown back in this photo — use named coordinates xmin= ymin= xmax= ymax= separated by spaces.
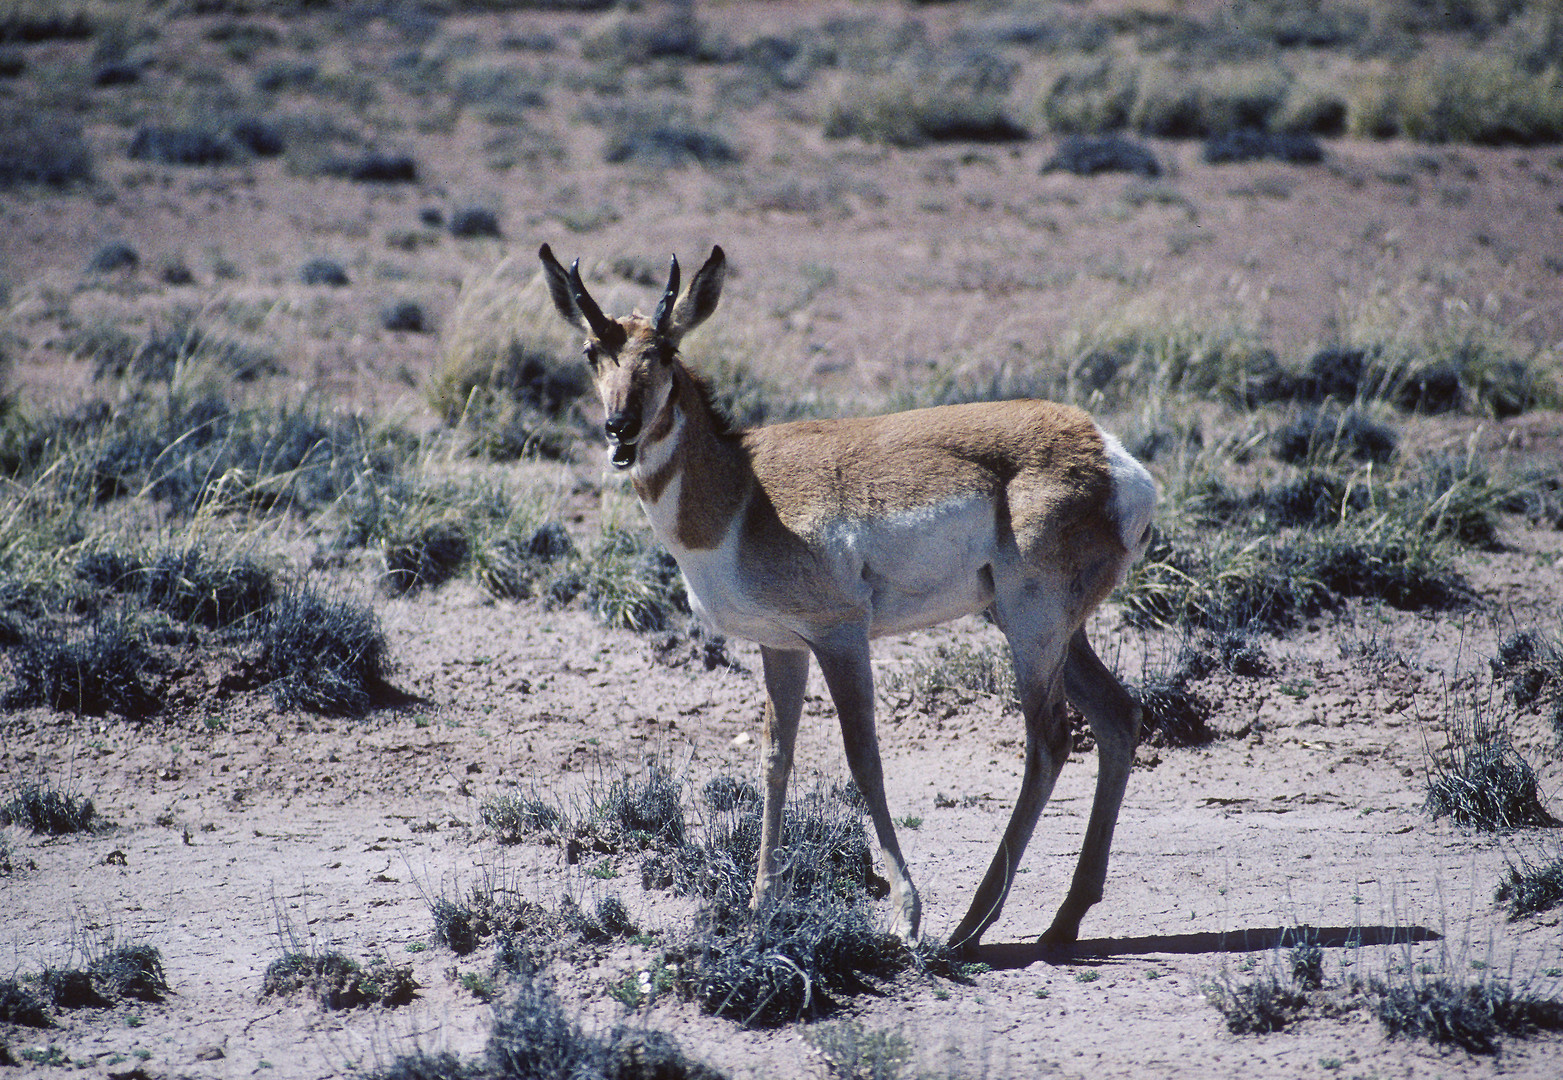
xmin=539 ymin=243 xmax=1156 ymax=954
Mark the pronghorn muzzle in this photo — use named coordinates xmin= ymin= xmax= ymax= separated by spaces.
xmin=605 ymin=410 xmax=641 ymax=470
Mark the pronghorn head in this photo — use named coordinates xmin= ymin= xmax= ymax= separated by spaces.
xmin=539 ymin=244 xmax=725 ymax=470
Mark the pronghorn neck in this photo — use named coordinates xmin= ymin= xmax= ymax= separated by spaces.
xmin=630 ymin=362 xmax=750 ymax=552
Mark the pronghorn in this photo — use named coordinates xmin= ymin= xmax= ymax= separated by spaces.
xmin=538 ymin=243 xmax=1156 ymax=954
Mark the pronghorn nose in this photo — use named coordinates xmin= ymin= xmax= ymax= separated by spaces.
xmin=605 ymin=412 xmax=640 ymax=443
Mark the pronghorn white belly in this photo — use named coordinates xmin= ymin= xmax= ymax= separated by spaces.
xmin=650 ymin=483 xmax=998 ymax=648
xmin=825 ymin=495 xmax=998 ymax=637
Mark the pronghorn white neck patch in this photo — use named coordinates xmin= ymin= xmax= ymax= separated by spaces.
xmin=631 ymin=402 xmax=683 ymax=483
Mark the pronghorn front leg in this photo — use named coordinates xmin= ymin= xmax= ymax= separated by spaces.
xmin=812 ymin=632 xmax=921 ymax=942
xmin=752 ymin=646 xmax=808 ymax=914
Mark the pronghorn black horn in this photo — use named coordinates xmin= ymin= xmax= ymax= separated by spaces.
xmin=654 ymin=254 xmax=680 ymax=337
xmin=568 ymin=258 xmax=621 ymax=345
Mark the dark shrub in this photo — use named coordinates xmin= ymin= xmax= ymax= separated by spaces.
xmin=449 ymin=207 xmax=502 ymax=239
xmin=300 ymin=258 xmax=349 ymax=286
xmin=141 ymin=548 xmax=277 ymax=629
xmin=703 ymin=775 xmax=760 ymax=813
xmin=1427 ymin=739 xmax=1556 ymax=829
xmin=383 ymin=519 xmax=470 ymax=594
xmin=1272 ymin=409 xmax=1397 ymax=464
xmin=261 ymin=952 xmax=413 ymax=1010
xmin=40 ymin=968 xmax=105 ymax=1009
xmin=1135 ymin=653 xmax=1216 ymax=747
xmin=1301 ymin=346 xmax=1370 ymax=401
xmin=0 ymin=784 xmax=96 ymax=835
xmin=1257 ymin=473 xmax=1368 ymax=529
xmin=1212 ymin=971 xmax=1309 ymax=1033
xmin=162 ymin=260 xmax=195 ymax=285
xmin=527 ymin=522 xmax=576 ymax=563
xmin=3 ymin=619 xmax=160 ymax=719
xmin=604 ymin=126 xmax=738 ymax=167
xmin=419 ymin=206 xmax=443 ymax=227
xmin=90 ymin=944 xmax=168 ymax=1002
xmin=230 ymin=117 xmax=285 ymax=157
xmin=1367 ymin=977 xmax=1563 ymax=1054
xmin=128 ymin=126 xmax=235 ymax=167
xmin=0 ymin=50 xmax=23 ymax=77
xmin=0 ymin=981 xmax=49 ymax=1028
xmin=87 ymin=242 xmax=139 ymax=273
xmin=0 ymin=118 xmax=93 ymax=187
xmin=479 ymin=791 xmax=563 ymax=844
xmin=1044 ymin=135 xmax=1161 ymax=176
xmin=1394 ymin=363 xmax=1464 ymax=414
xmin=381 ymin=301 xmax=426 ymax=333
xmin=605 ymin=765 xmax=686 ymax=847
xmin=322 ymin=151 xmax=417 ymax=183
xmin=248 ymin=587 xmax=391 ymax=715
xmin=92 ymin=62 xmax=140 ymax=86
xmin=431 ymin=898 xmax=481 ymax=956
xmin=1203 ymin=128 xmax=1324 ymax=165
xmin=485 ymin=974 xmax=602 ymax=1078
xmin=0 ymin=10 xmax=91 ymax=43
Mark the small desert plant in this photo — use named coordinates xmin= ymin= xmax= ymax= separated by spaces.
xmin=1 ymin=782 xmax=96 ymax=835
xmin=1272 ymin=409 xmax=1398 ymax=466
xmin=1369 ymin=972 xmax=1563 ymax=1054
xmin=1209 ymin=968 xmax=1311 ymax=1034
xmin=486 ymin=972 xmax=725 ymax=1079
xmin=479 ymin=790 xmax=565 ymax=844
xmin=669 ymin=779 xmax=902 ymax=1026
xmin=601 ymin=764 xmax=686 ymax=848
xmin=826 ymin=67 xmax=1026 ymax=147
xmin=805 ymin=1021 xmax=914 ymax=1080
xmin=883 ymin=642 xmax=1017 ymax=712
xmin=260 ymin=952 xmax=415 ymax=1009
xmin=1425 ymin=704 xmax=1556 ymax=830
xmin=1491 ymin=629 xmax=1563 ymax=714
xmin=1496 ymin=850 xmax=1563 ymax=919
xmin=1132 ymin=640 xmax=1217 ymax=747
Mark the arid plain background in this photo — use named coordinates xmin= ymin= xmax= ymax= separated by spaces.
xmin=3 ymin=1 xmax=1563 ymax=1077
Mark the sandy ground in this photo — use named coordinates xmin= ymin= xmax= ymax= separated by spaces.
xmin=3 ymin=2 xmax=1563 ymax=1077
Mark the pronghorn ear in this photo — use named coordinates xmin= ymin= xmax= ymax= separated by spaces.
xmin=538 ymin=244 xmax=584 ymax=329
xmin=667 ymin=245 xmax=725 ymax=341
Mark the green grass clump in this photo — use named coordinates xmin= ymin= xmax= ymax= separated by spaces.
xmin=88 ymin=944 xmax=168 ymax=1003
xmin=583 ymin=527 xmax=688 ymax=632
xmin=0 ymin=783 xmax=96 ymax=835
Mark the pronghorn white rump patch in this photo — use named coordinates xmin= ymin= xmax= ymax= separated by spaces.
xmin=1099 ymin=429 xmax=1156 ymax=557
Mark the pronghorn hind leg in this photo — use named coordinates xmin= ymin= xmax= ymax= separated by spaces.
xmin=945 ymin=624 xmax=1072 ymax=956
xmin=752 ymin=646 xmax=809 ymax=913
xmin=1040 ymin=627 xmax=1142 ymax=946
xmin=812 ymin=633 xmax=921 ymax=942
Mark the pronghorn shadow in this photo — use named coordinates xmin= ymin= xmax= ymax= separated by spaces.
xmin=975 ymin=924 xmax=1442 ymax=969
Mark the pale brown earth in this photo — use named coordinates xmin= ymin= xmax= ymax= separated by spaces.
xmin=3 ymin=2 xmax=1563 ymax=1078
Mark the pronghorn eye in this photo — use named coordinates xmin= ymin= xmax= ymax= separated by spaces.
xmin=582 ymin=344 xmax=600 ymax=369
